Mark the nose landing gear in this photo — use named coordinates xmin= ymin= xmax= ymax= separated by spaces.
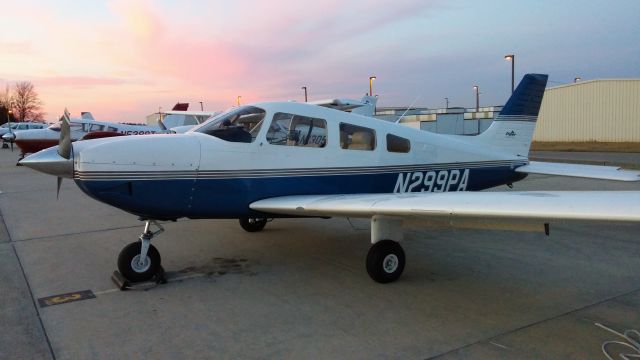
xmin=116 ymin=220 xmax=166 ymax=283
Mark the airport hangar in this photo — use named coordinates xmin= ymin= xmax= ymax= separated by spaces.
xmin=380 ymin=78 xmax=640 ymax=144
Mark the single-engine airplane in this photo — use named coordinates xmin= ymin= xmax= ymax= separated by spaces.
xmin=20 ymin=74 xmax=640 ymax=284
xmin=6 ymin=114 xmax=171 ymax=160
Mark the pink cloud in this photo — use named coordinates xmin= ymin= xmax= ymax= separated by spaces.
xmin=1 ymin=0 xmax=445 ymax=122
xmin=35 ymin=76 xmax=129 ymax=88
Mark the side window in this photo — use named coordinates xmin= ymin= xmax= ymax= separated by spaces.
xmin=17 ymin=124 xmax=27 ymax=130
xmin=107 ymin=126 xmax=118 ymax=132
xmin=340 ymin=123 xmax=376 ymax=151
xmin=267 ymin=112 xmax=327 ymax=148
xmin=89 ymin=124 xmax=104 ymax=132
xmin=386 ymin=134 xmax=410 ymax=153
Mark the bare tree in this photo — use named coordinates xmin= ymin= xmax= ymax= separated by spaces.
xmin=0 ymin=84 xmax=11 ymax=109
xmin=13 ymin=81 xmax=45 ymax=122
xmin=0 ymin=84 xmax=13 ymax=125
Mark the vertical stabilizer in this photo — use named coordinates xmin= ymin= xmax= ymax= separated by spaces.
xmin=351 ymin=95 xmax=377 ymax=117
xmin=473 ymin=73 xmax=548 ymax=156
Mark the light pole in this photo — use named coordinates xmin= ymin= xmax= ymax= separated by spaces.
xmin=369 ymin=76 xmax=376 ymax=96
xmin=236 ymin=96 xmax=241 ymax=106
xmin=574 ymin=77 xmax=581 ymax=83
xmin=6 ymin=100 xmax=13 ymax=123
xmin=473 ymin=85 xmax=479 ymax=112
xmin=199 ymin=101 xmax=204 ymax=111
xmin=444 ymin=97 xmax=449 ymax=110
xmin=504 ymin=54 xmax=515 ymax=93
xmin=301 ymin=86 xmax=308 ymax=102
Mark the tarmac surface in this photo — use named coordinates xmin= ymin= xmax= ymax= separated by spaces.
xmin=1 ymin=149 xmax=639 ymax=359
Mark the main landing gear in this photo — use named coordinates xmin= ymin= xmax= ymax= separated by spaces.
xmin=366 ymin=215 xmax=406 ymax=283
xmin=117 ymin=220 xmax=165 ymax=283
xmin=114 ymin=217 xmax=406 ymax=284
xmin=239 ymin=217 xmax=268 ymax=232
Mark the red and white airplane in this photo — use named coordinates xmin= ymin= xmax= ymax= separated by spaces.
xmin=20 ymin=74 xmax=640 ymax=284
xmin=5 ymin=112 xmax=169 ymax=159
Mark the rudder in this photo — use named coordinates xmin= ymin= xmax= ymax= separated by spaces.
xmin=473 ymin=73 xmax=548 ymax=156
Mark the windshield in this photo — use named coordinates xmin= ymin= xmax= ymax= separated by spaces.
xmin=193 ymin=106 xmax=266 ymax=143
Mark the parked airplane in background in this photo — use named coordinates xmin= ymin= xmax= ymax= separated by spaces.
xmin=20 ymin=74 xmax=640 ymax=285
xmin=1 ymin=122 xmax=48 ymax=149
xmin=4 ymin=113 xmax=170 ymax=160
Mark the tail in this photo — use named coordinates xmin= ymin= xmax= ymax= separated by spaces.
xmin=171 ymin=102 xmax=189 ymax=111
xmin=351 ymin=95 xmax=377 ymax=117
xmin=473 ymin=73 xmax=548 ymax=156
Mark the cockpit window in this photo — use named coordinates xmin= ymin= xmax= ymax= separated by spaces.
xmin=193 ymin=106 xmax=265 ymax=143
xmin=267 ymin=112 xmax=327 ymax=148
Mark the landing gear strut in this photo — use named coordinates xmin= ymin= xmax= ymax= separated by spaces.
xmin=117 ymin=220 xmax=164 ymax=283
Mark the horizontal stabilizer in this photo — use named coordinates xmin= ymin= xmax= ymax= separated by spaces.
xmin=250 ymin=191 xmax=640 ymax=222
xmin=516 ymin=161 xmax=640 ymax=181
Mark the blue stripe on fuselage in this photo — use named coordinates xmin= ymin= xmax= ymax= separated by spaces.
xmin=74 ymin=165 xmax=526 ymax=220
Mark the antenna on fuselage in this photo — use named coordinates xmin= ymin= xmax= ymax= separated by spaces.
xmin=395 ymin=96 xmax=420 ymax=124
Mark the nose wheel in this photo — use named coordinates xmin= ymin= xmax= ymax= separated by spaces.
xmin=117 ymin=241 xmax=161 ymax=282
xmin=117 ymin=220 xmax=165 ymax=283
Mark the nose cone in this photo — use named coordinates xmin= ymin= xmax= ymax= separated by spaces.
xmin=19 ymin=146 xmax=73 ymax=178
xmin=2 ymin=132 xmax=14 ymax=141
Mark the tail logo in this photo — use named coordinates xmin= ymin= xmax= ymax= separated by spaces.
xmin=505 ymin=130 xmax=517 ymax=137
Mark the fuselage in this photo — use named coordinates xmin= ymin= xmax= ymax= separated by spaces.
xmin=69 ymin=102 xmax=528 ymax=220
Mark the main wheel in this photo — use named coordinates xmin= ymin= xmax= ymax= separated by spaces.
xmin=117 ymin=241 xmax=161 ymax=283
xmin=239 ymin=217 xmax=267 ymax=232
xmin=366 ymin=240 xmax=405 ymax=283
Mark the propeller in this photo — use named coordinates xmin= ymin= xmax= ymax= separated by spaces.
xmin=58 ymin=109 xmax=72 ymax=159
xmin=56 ymin=109 xmax=72 ymax=198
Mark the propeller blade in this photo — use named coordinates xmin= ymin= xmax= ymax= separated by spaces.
xmin=58 ymin=108 xmax=72 ymax=159
xmin=57 ymin=176 xmax=62 ymax=199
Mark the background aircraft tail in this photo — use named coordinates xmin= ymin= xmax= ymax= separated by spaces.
xmin=351 ymin=95 xmax=377 ymax=117
xmin=471 ymin=73 xmax=548 ymax=157
xmin=172 ymin=103 xmax=189 ymax=111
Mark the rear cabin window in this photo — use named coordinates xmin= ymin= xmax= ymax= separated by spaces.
xmin=267 ymin=113 xmax=327 ymax=148
xmin=194 ymin=106 xmax=266 ymax=143
xmin=386 ymin=134 xmax=410 ymax=153
xmin=340 ymin=123 xmax=376 ymax=151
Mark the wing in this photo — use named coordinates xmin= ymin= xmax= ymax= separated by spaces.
xmin=516 ymin=161 xmax=640 ymax=181
xmin=250 ymin=191 xmax=640 ymax=222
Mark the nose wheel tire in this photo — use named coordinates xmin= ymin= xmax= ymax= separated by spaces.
xmin=239 ymin=217 xmax=267 ymax=232
xmin=366 ymin=240 xmax=405 ymax=283
xmin=117 ymin=242 xmax=161 ymax=283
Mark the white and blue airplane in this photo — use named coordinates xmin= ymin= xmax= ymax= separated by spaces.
xmin=20 ymin=74 xmax=640 ymax=284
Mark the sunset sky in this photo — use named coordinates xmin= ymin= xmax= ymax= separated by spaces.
xmin=1 ymin=0 xmax=638 ymax=122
